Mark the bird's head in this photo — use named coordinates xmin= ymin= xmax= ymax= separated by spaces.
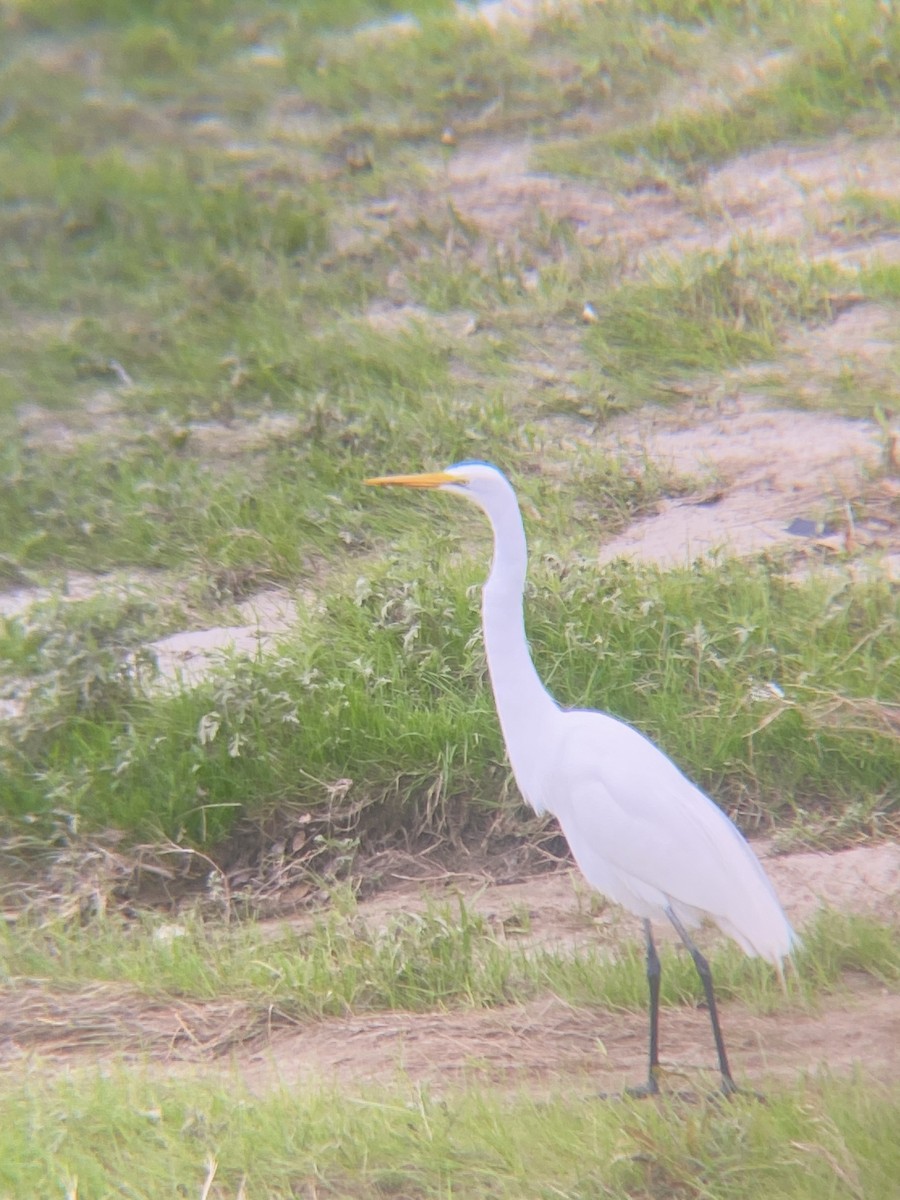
xmin=365 ymin=461 xmax=513 ymax=512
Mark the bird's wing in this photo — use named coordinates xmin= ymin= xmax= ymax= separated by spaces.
xmin=544 ymin=711 xmax=793 ymax=960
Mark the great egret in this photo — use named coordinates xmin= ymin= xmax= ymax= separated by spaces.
xmin=366 ymin=461 xmax=795 ymax=1095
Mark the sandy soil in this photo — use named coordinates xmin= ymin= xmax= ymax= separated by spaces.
xmin=7 ymin=970 xmax=897 ymax=1098
xmin=232 ymin=842 xmax=898 ymax=1097
xmin=598 ymin=397 xmax=892 ymax=567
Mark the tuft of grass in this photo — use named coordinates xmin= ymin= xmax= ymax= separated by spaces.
xmin=0 ymin=147 xmax=337 ymax=418
xmin=839 ymin=188 xmax=900 ymax=237
xmin=0 ymin=321 xmax=464 ymax=579
xmin=530 ymin=555 xmax=900 ymax=815
xmin=282 ymin=0 xmax=723 ymax=142
xmin=583 ymin=242 xmax=840 ymax=400
xmin=0 ymin=591 xmax=177 ymax=740
xmin=0 ymin=900 xmax=515 ymax=1014
xmin=8 ymin=0 xmax=241 ymax=34
xmin=859 ymin=261 xmax=900 ymax=303
xmin=285 ymin=12 xmax=553 ymax=133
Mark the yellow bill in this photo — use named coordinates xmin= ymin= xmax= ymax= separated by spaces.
xmin=364 ymin=471 xmax=455 ymax=489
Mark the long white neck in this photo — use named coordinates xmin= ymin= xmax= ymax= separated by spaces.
xmin=477 ymin=483 xmax=559 ymax=808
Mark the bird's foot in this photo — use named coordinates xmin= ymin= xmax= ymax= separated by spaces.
xmin=716 ymin=1076 xmax=766 ymax=1104
xmin=602 ymin=1076 xmax=763 ymax=1105
xmin=598 ymin=1072 xmax=660 ymax=1101
xmin=624 ymin=1077 xmax=660 ymax=1099
xmin=601 ymin=1081 xmax=701 ymax=1104
xmin=601 ymin=1071 xmax=763 ymax=1104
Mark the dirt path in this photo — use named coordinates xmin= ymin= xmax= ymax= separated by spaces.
xmin=3 ymin=844 xmax=896 ymax=1095
xmin=233 ymin=976 xmax=899 ymax=1097
xmin=4 ymin=935 xmax=897 ymax=1099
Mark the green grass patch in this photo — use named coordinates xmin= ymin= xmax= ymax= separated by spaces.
xmin=839 ymin=188 xmax=900 ymax=237
xmin=583 ymin=242 xmax=839 ymax=399
xmin=0 ymin=147 xmax=337 ymax=416
xmin=7 ymin=0 xmax=242 ymax=34
xmin=0 ymin=1048 xmax=897 ymax=1198
xmin=286 ymin=13 xmax=554 ymax=132
xmin=2 ymin=550 xmax=897 ymax=846
xmin=0 ymin=587 xmax=185 ymax=704
xmin=1 ymin=0 xmax=897 ymax=923
xmin=0 ymin=323 xmax=502 ymax=581
xmin=404 ymin=208 xmax=622 ymax=327
xmin=0 ymin=436 xmax=354 ymax=574
xmin=859 ymin=261 xmax=900 ymax=303
xmin=615 ymin=0 xmax=898 ymax=170
xmin=283 ymin=0 xmax=717 ymax=140
xmin=2 ymin=893 xmax=896 ymax=1017
xmin=0 ymin=900 xmax=517 ymax=1014
xmin=539 ymin=0 xmax=898 ymax=182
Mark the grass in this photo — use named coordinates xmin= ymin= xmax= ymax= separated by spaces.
xmin=0 ymin=0 xmax=896 ymax=931
xmin=540 ymin=0 xmax=900 ymax=181
xmin=2 ymin=547 xmax=898 ymax=845
xmin=0 ymin=0 xmax=896 ymax=859
xmin=0 ymin=892 xmax=896 ymax=1198
xmin=0 ymin=1068 xmax=895 ymax=1200
xmin=2 ymin=893 xmax=897 ymax=1021
xmin=840 ymin=188 xmax=900 ymax=236
xmin=1 ymin=552 xmax=898 ymax=845
xmin=0 ymin=0 xmax=899 ymax=1186
xmin=0 ymin=147 xmax=337 ymax=418
xmin=583 ymin=242 xmax=841 ymax=400
xmin=280 ymin=0 xmax=710 ymax=135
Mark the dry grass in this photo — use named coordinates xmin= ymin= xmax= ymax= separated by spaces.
xmin=0 ymin=980 xmax=276 ymax=1061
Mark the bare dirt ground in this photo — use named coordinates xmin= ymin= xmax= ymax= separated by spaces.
xmin=600 ymin=397 xmax=892 ymax=567
xmin=6 ymin=969 xmax=897 ymax=1099
xmin=234 ymin=976 xmax=900 ymax=1097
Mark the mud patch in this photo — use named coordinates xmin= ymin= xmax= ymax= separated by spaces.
xmin=7 ymin=972 xmax=895 ymax=1100
xmin=0 ymin=568 xmax=170 ymax=623
xmin=366 ymin=301 xmax=478 ymax=340
xmin=784 ymin=301 xmax=900 ymax=414
xmin=445 ymin=137 xmax=706 ymax=256
xmin=787 ymin=302 xmax=897 ymax=370
xmin=705 ymin=136 xmax=900 ymax=258
xmin=0 ymin=579 xmax=305 ymax=710
xmin=16 ymin=401 xmax=302 ymax=458
xmin=288 ymin=842 xmax=900 ymax=955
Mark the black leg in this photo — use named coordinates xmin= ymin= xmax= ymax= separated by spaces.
xmin=627 ymin=919 xmax=661 ymax=1097
xmin=666 ymin=908 xmax=737 ymax=1096
xmin=644 ymin=919 xmax=662 ymax=1090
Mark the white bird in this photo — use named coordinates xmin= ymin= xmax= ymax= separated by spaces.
xmin=366 ymin=461 xmax=796 ymax=1095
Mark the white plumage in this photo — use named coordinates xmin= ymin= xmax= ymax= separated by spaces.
xmin=367 ymin=460 xmax=795 ymax=1093
xmin=548 ymin=711 xmax=793 ymax=961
